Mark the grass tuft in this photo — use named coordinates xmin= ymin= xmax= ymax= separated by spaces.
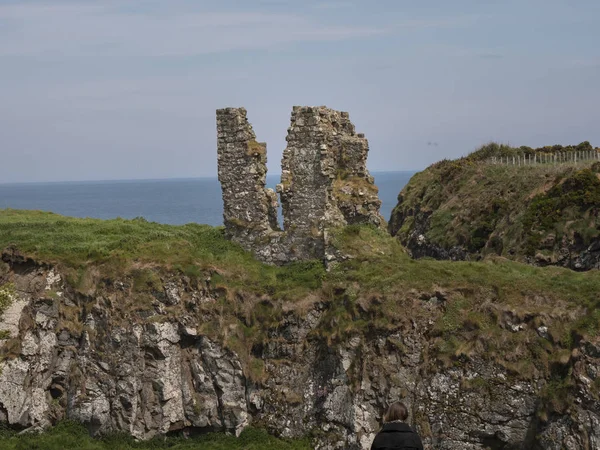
xmin=0 ymin=421 xmax=311 ymax=449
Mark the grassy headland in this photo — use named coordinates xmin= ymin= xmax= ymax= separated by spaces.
xmin=1 ymin=208 xmax=600 ymax=421
xmin=0 ymin=209 xmax=325 ymax=301
xmin=389 ymin=142 xmax=600 ymax=266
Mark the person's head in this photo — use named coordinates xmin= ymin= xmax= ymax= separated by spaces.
xmin=384 ymin=401 xmax=409 ymax=423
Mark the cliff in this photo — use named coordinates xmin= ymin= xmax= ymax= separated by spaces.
xmin=1 ymin=210 xmax=600 ymax=449
xmin=389 ymin=142 xmax=600 ymax=270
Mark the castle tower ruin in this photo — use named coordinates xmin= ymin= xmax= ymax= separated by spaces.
xmin=216 ymin=106 xmax=384 ymax=265
xmin=216 ymin=108 xmax=280 ymax=238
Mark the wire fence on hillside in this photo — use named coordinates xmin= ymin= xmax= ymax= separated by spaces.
xmin=488 ymin=150 xmax=600 ymax=166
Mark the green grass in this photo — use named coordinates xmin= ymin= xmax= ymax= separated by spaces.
xmin=0 ymin=283 xmax=14 ymax=316
xmin=522 ymin=167 xmax=600 ymax=255
xmin=389 ymin=146 xmax=600 ymax=263
xmin=0 ymin=422 xmax=311 ymax=450
xmin=331 ymin=225 xmax=599 ymax=307
xmin=0 ymin=209 xmax=325 ymax=301
xmin=2 ymin=209 xmax=597 ymax=339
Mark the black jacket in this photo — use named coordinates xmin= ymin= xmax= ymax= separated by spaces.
xmin=370 ymin=422 xmax=424 ymax=450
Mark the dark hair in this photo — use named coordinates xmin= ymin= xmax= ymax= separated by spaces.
xmin=384 ymin=401 xmax=408 ymax=422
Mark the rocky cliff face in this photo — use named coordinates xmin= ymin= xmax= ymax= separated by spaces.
xmin=1 ymin=252 xmax=599 ymax=449
xmin=389 ymin=145 xmax=600 ymax=271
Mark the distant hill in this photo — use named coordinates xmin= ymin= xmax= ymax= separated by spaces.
xmin=389 ymin=142 xmax=600 ymax=270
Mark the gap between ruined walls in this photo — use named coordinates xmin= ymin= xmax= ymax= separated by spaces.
xmin=216 ymin=106 xmax=385 ymax=265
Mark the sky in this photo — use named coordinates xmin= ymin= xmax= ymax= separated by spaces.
xmin=1 ymin=0 xmax=599 ymax=183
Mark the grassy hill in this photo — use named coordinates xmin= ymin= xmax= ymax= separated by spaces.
xmin=388 ymin=142 xmax=600 ymax=270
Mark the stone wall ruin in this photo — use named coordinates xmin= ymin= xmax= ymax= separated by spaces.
xmin=216 ymin=106 xmax=384 ymax=264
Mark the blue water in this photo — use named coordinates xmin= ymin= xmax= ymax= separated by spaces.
xmin=0 ymin=172 xmax=415 ymax=226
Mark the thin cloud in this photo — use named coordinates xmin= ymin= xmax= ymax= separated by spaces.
xmin=478 ymin=53 xmax=504 ymax=59
xmin=394 ymin=14 xmax=487 ymax=30
xmin=569 ymin=58 xmax=600 ymax=68
xmin=313 ymin=1 xmax=351 ymax=10
xmin=0 ymin=1 xmax=385 ymax=58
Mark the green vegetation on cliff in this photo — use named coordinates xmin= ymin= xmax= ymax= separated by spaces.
xmin=0 ymin=209 xmax=324 ymax=300
xmin=523 ymin=166 xmax=600 ymax=256
xmin=0 ymin=421 xmax=310 ymax=449
xmin=388 ymin=142 xmax=600 ymax=268
xmin=1 ymin=209 xmax=600 ymax=423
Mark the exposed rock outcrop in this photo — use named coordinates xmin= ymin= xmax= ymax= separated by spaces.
xmin=217 ymin=106 xmax=384 ymax=265
xmin=1 ymin=260 xmax=599 ymax=449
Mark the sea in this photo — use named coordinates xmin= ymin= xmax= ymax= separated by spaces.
xmin=0 ymin=171 xmax=416 ymax=226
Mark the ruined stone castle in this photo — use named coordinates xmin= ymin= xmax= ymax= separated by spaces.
xmin=217 ymin=106 xmax=384 ymax=264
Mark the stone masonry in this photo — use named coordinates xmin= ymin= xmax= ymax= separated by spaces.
xmin=216 ymin=108 xmax=279 ymax=240
xmin=217 ymin=106 xmax=384 ymax=264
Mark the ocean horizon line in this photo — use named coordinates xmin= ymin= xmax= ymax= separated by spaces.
xmin=0 ymin=169 xmax=419 ymax=187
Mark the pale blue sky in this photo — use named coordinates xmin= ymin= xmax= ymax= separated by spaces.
xmin=1 ymin=0 xmax=599 ymax=183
